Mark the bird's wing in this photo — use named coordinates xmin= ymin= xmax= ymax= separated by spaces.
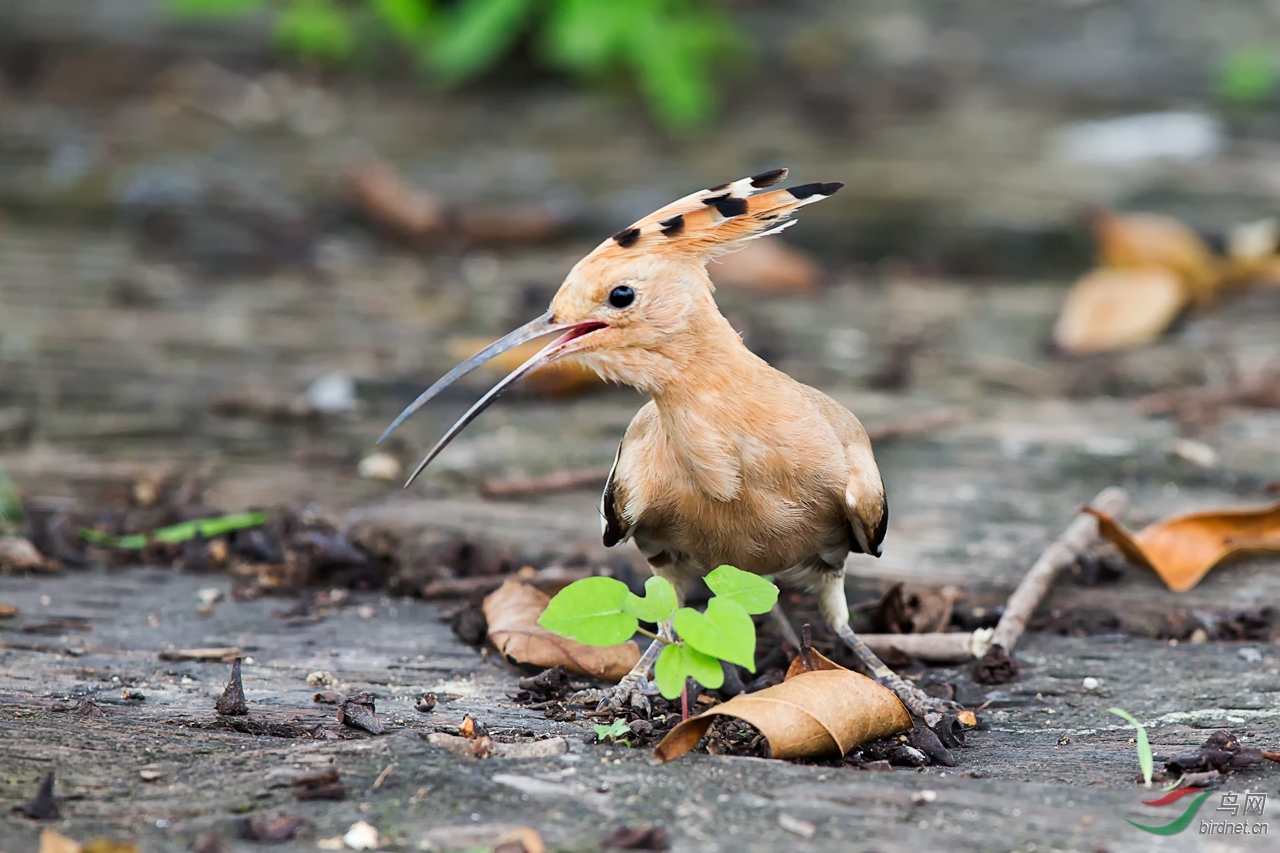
xmin=842 ymin=437 xmax=888 ymax=557
xmin=600 ymin=437 xmax=630 ymax=547
xmin=581 ymin=167 xmax=843 ymax=274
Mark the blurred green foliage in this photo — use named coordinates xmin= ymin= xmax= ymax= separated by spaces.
xmin=167 ymin=0 xmax=747 ymax=128
xmin=0 ymin=468 xmax=24 ymax=535
xmin=1215 ymin=46 xmax=1278 ymax=105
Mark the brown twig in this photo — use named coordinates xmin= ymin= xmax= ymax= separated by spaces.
xmin=420 ymin=566 xmax=594 ymax=599
xmin=974 ymin=487 xmax=1129 ymax=684
xmin=865 ymin=406 xmax=970 ymax=443
xmin=479 ymin=466 xmax=613 ymax=500
xmin=859 ymin=631 xmax=990 ymax=663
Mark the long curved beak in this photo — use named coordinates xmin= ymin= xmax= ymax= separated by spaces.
xmin=380 ymin=311 xmax=606 ymax=489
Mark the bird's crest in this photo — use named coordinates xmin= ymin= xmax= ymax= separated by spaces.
xmin=583 ymin=168 xmax=842 ymax=274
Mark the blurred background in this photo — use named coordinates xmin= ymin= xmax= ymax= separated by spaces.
xmin=1 ymin=0 xmax=1279 ymax=582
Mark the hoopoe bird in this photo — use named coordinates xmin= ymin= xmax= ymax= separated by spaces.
xmin=380 ymin=168 xmax=958 ymax=718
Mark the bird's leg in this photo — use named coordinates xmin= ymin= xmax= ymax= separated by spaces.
xmin=816 ymin=572 xmax=960 ymax=721
xmin=566 ymin=621 xmax=671 ymax=715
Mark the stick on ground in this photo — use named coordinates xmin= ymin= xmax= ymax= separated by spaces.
xmin=974 ymin=486 xmax=1129 ymax=684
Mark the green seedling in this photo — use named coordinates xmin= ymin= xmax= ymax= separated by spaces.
xmin=81 ymin=511 xmax=268 ymax=550
xmin=1108 ymin=707 xmax=1154 ymax=788
xmin=539 ymin=564 xmax=778 ymax=700
xmin=166 ymin=0 xmax=746 ymax=128
xmin=593 ymin=719 xmax=633 ymax=745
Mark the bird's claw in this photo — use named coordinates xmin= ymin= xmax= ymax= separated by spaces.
xmin=886 ymin=678 xmax=962 ymax=721
xmin=567 ymin=673 xmax=658 ymax=715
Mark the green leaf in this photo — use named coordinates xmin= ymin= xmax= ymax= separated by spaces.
xmin=673 ymin=598 xmax=756 ymax=672
xmin=540 ymin=0 xmax=629 ymax=75
xmin=1216 ymin=46 xmax=1278 ymax=105
xmin=654 ymin=642 xmax=724 ymax=699
xmin=165 ymin=0 xmax=266 ymax=19
xmin=1108 ymin=707 xmax=1153 ymax=788
xmin=623 ymin=576 xmax=678 ymax=624
xmin=537 ymin=576 xmax=638 ymax=646
xmin=593 ymin=719 xmax=632 ymax=742
xmin=80 ymin=512 xmax=269 ymax=550
xmin=425 ymin=0 xmax=534 ymax=84
xmin=372 ymin=0 xmax=433 ymax=42
xmin=275 ymin=0 xmax=356 ymax=61
xmin=704 ymin=565 xmax=777 ymax=615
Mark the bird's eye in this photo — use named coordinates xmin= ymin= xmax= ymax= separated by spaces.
xmin=607 ymin=285 xmax=635 ymax=309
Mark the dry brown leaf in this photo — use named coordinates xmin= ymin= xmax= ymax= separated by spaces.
xmin=710 ymin=239 xmax=822 ymax=294
xmin=1053 ymin=267 xmax=1186 ymax=354
xmin=1084 ymin=500 xmax=1280 ymax=592
xmin=494 ymin=826 xmax=546 ymax=853
xmin=40 ymin=830 xmax=82 ymax=853
xmin=1091 ymin=209 xmax=1220 ymax=304
xmin=482 ymin=580 xmax=639 ymax=682
xmin=0 ymin=536 xmax=49 ymax=571
xmin=447 ymin=338 xmax=604 ymax=398
xmin=653 ymin=650 xmax=910 ymax=763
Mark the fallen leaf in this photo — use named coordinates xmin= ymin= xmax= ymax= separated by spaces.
xmin=39 ymin=830 xmax=81 ymax=853
xmin=0 ymin=535 xmax=49 ymax=571
xmin=710 ymin=239 xmax=822 ymax=294
xmin=1091 ymin=209 xmax=1220 ymax=304
xmin=653 ymin=650 xmax=910 ymax=762
xmin=483 ymin=580 xmax=640 ymax=682
xmin=447 ymin=338 xmax=603 ymax=398
xmin=1084 ymin=499 xmax=1280 ymax=592
xmin=1053 ymin=267 xmax=1187 ymax=354
xmin=241 ymin=814 xmax=307 ymax=842
xmin=0 ymin=603 xmax=17 ymax=617
xmin=494 ymin=826 xmax=545 ymax=853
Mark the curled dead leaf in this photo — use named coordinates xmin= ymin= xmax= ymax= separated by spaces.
xmin=482 ymin=580 xmax=639 ymax=682
xmin=1053 ymin=267 xmax=1186 ymax=354
xmin=710 ymin=239 xmax=822 ymax=294
xmin=1091 ymin=209 xmax=1220 ymax=304
xmin=348 ymin=160 xmax=445 ymax=240
xmin=653 ymin=650 xmax=910 ymax=763
xmin=1084 ymin=500 xmax=1280 ymax=592
xmin=447 ymin=338 xmax=603 ymax=398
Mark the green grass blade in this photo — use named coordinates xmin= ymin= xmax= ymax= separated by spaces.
xmin=1108 ymin=707 xmax=1153 ymax=787
xmin=81 ymin=511 xmax=268 ymax=550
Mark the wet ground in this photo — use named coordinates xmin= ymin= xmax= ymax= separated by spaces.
xmin=4 ymin=12 xmax=1280 ymax=848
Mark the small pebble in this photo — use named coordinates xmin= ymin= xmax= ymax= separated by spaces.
xmin=1239 ymin=647 xmax=1262 ymax=663
xmin=342 ymin=820 xmax=378 ymax=850
xmin=912 ymin=789 xmax=937 ymax=804
xmin=777 ymin=813 xmax=815 ymax=838
xmin=1082 ymin=677 xmax=1100 ymax=690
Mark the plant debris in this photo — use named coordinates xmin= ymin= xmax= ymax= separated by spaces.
xmin=215 ymin=657 xmax=248 ymax=715
xmin=601 ymin=826 xmax=670 ymax=851
xmin=483 ymin=580 xmax=640 ymax=681
xmin=13 ymin=772 xmax=59 ymax=820
xmin=426 ymin=732 xmax=568 ymax=760
xmin=1085 ymin=498 xmax=1280 ymax=592
xmin=338 ymin=692 xmax=383 ymax=735
xmin=241 ymin=814 xmax=308 ymax=843
xmin=1164 ymin=730 xmax=1280 ymax=776
xmin=653 ymin=649 xmax=911 ymax=763
xmin=415 ymin=693 xmax=438 ymax=713
xmin=160 ymin=647 xmax=242 ymax=663
xmin=292 ymin=768 xmax=344 ymax=801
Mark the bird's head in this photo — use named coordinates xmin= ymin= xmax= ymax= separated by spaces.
xmin=380 ymin=167 xmax=843 ymax=487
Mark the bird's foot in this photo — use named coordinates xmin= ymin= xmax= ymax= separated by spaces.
xmin=881 ymin=673 xmax=962 ymax=725
xmin=567 ymin=672 xmax=660 ymax=715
